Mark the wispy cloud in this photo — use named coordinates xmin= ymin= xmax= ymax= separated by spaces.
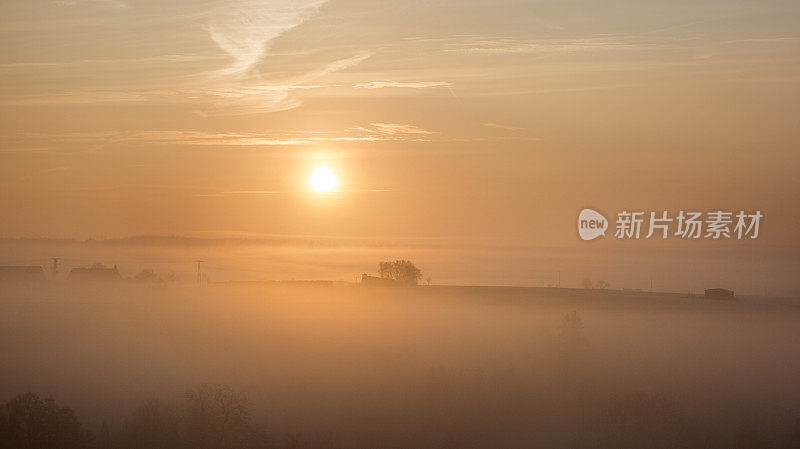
xmin=447 ymin=37 xmax=644 ymax=54
xmin=4 ymin=1 xmax=370 ymax=116
xmin=206 ymin=0 xmax=328 ymax=77
xmin=354 ymin=123 xmax=435 ymax=135
xmin=46 ymin=130 xmax=391 ymax=146
xmin=200 ymin=51 xmax=373 ymax=115
xmin=200 ymin=0 xmax=373 ymax=115
xmin=480 ymin=122 xmax=527 ymax=131
xmin=293 ymin=51 xmax=372 ymax=84
xmin=38 ymin=127 xmax=436 ymax=147
xmin=353 ymin=81 xmax=452 ymax=89
xmin=1 ymin=52 xmax=373 ymax=111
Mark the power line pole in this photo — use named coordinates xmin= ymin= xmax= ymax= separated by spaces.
xmin=50 ymin=257 xmax=60 ymax=278
xmin=195 ymin=260 xmax=204 ymax=284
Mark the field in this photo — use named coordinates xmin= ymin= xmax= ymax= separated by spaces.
xmin=2 ymin=283 xmax=800 ymax=448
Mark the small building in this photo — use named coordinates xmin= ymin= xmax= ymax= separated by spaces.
xmin=705 ymin=288 xmax=735 ymax=299
xmin=68 ymin=264 xmax=121 ymax=282
xmin=361 ymin=273 xmax=395 ymax=286
xmin=0 ymin=266 xmax=45 ymax=282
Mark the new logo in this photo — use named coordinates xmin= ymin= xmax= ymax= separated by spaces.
xmin=578 ymin=208 xmax=608 ymax=241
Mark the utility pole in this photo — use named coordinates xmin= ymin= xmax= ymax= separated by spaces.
xmin=50 ymin=257 xmax=60 ymax=278
xmin=195 ymin=260 xmax=204 ymax=284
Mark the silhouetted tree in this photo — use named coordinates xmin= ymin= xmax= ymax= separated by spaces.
xmin=425 ymin=275 xmax=432 ymax=286
xmin=378 ymin=261 xmax=392 ymax=279
xmin=0 ymin=393 xmax=92 ymax=449
xmin=596 ymin=280 xmax=610 ymax=289
xmin=378 ymin=260 xmax=422 ymax=285
xmin=581 ymin=278 xmax=593 ymax=289
xmin=182 ymin=385 xmax=268 ymax=449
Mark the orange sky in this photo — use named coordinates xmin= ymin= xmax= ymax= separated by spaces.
xmin=1 ymin=0 xmax=798 ymax=292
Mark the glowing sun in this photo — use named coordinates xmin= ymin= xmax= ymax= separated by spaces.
xmin=309 ymin=167 xmax=337 ymax=193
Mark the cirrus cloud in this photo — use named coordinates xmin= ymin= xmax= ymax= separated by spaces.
xmin=206 ymin=0 xmax=328 ymax=77
xmin=353 ymin=81 xmax=452 ymax=89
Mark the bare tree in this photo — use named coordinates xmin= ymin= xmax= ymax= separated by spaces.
xmin=581 ymin=278 xmax=594 ymax=289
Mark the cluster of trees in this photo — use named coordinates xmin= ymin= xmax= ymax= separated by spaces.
xmin=0 ymin=393 xmax=92 ymax=449
xmin=0 ymin=386 xmax=268 ymax=449
xmin=87 ymin=263 xmax=180 ymax=284
xmin=116 ymin=385 xmax=267 ymax=449
xmin=378 ymin=260 xmax=424 ymax=285
xmin=4 ymin=373 xmax=800 ymax=449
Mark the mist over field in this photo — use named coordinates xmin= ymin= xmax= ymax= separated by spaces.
xmin=2 ymin=282 xmax=800 ymax=448
xmin=1 ymin=237 xmax=797 ymax=296
xmin=2 ymin=0 xmax=799 ymax=447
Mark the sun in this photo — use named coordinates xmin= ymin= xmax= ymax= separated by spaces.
xmin=309 ymin=166 xmax=337 ymax=193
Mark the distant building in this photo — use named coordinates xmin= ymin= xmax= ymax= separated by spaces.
xmin=705 ymin=288 xmax=735 ymax=299
xmin=361 ymin=274 xmax=395 ymax=286
xmin=68 ymin=264 xmax=121 ymax=282
xmin=0 ymin=266 xmax=45 ymax=282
